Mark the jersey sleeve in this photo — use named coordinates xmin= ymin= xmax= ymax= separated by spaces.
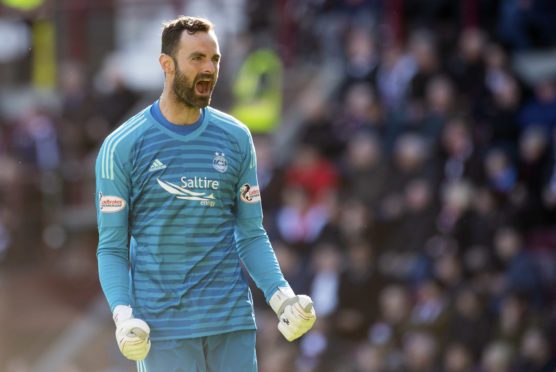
xmin=95 ymin=140 xmax=132 ymax=311
xmin=234 ymin=129 xmax=289 ymax=302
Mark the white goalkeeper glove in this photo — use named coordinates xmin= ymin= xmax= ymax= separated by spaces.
xmin=269 ymin=286 xmax=316 ymax=341
xmin=113 ymin=305 xmax=151 ymax=361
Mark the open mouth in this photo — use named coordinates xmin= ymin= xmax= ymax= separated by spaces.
xmin=195 ymin=80 xmax=212 ymax=95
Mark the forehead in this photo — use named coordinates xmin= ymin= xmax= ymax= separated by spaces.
xmin=177 ymin=30 xmax=220 ymax=56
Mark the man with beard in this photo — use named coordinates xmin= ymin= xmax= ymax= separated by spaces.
xmin=95 ymin=16 xmax=315 ymax=372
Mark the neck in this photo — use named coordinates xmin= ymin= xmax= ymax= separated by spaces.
xmin=159 ymin=89 xmax=202 ymax=125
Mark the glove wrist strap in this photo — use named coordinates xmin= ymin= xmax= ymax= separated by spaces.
xmin=113 ymin=305 xmax=133 ymax=326
xmin=269 ymin=286 xmax=296 ymax=316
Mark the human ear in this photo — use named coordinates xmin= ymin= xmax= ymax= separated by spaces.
xmin=159 ymin=54 xmax=174 ymax=74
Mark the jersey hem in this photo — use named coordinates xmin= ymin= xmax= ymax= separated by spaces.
xmin=150 ymin=324 xmax=257 ymax=341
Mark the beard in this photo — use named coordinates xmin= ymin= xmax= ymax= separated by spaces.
xmin=172 ymin=64 xmax=215 ymax=109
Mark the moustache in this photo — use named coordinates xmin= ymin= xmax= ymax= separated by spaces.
xmin=194 ymin=74 xmax=216 ymax=84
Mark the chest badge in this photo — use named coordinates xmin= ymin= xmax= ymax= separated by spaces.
xmin=213 ymin=152 xmax=228 ymax=173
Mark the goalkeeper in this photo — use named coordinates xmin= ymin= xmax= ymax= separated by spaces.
xmin=95 ymin=15 xmax=315 ymax=372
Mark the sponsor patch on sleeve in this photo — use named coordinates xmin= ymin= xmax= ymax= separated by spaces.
xmin=239 ymin=184 xmax=261 ymax=204
xmin=99 ymin=192 xmax=126 ymax=213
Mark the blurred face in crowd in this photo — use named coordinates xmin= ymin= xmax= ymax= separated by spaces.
xmin=404 ymin=332 xmax=438 ymax=370
xmin=442 ymin=118 xmax=471 ymax=156
xmin=347 ymin=134 xmax=381 ymax=169
xmin=484 ymin=148 xmax=511 ymax=180
xmin=454 ymin=288 xmax=482 ymax=319
xmin=346 ymin=27 xmax=377 ymax=69
xmin=519 ymin=126 xmax=547 ymax=163
xmin=379 ymin=285 xmax=410 ymax=324
xmin=443 ymin=343 xmax=473 ymax=372
xmin=535 ymin=80 xmax=556 ymax=103
xmin=481 ymin=342 xmax=512 ymax=372
xmin=405 ymin=178 xmax=431 ymax=211
xmin=409 ymin=30 xmax=438 ymax=72
xmin=459 ymin=28 xmax=485 ymax=62
xmin=394 ymin=133 xmax=427 ymax=171
xmin=356 ymin=343 xmax=386 ymax=372
xmin=344 ymin=82 xmax=375 ymax=118
xmin=435 ymin=253 xmax=463 ymax=287
xmin=426 ymin=75 xmax=454 ymax=113
xmin=494 ymin=75 xmax=520 ymax=108
xmin=484 ymin=43 xmax=507 ymax=71
xmin=494 ymin=227 xmax=521 ymax=261
xmin=168 ymin=30 xmax=221 ymax=108
xmin=520 ymin=328 xmax=550 ymax=364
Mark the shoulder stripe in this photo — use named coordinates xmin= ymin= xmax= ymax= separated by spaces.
xmin=108 ymin=118 xmax=146 ymax=180
xmin=210 ymin=110 xmax=243 ymax=127
xmin=101 ymin=112 xmax=145 ymax=178
xmin=101 ymin=115 xmax=146 ymax=180
xmin=101 ymin=114 xmax=144 ymax=179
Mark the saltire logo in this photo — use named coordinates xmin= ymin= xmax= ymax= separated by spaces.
xmin=157 ymin=179 xmax=216 ymax=205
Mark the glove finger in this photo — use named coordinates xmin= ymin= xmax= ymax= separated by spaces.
xmin=279 ymin=308 xmax=303 ymax=329
xmin=119 ymin=335 xmax=148 ymax=352
xmin=129 ymin=326 xmax=149 ymax=339
xmin=121 ymin=335 xmax=147 ymax=345
xmin=296 ymin=295 xmax=314 ymax=313
xmin=277 ymin=303 xmax=315 ymax=342
xmin=122 ymin=340 xmax=150 ymax=360
xmin=120 ymin=319 xmax=150 ymax=339
xmin=277 ymin=321 xmax=300 ymax=342
xmin=124 ymin=342 xmax=149 ymax=353
xmin=282 ymin=305 xmax=302 ymax=326
xmin=287 ymin=303 xmax=315 ymax=325
xmin=284 ymin=306 xmax=315 ymax=335
xmin=124 ymin=349 xmax=145 ymax=359
xmin=124 ymin=351 xmax=147 ymax=361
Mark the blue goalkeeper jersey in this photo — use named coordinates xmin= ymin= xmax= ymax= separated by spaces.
xmin=95 ymin=101 xmax=288 ymax=340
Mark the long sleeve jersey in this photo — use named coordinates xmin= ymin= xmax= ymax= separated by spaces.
xmin=95 ymin=102 xmax=288 ymax=340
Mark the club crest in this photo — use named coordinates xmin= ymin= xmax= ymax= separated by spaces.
xmin=213 ymin=152 xmax=228 ymax=173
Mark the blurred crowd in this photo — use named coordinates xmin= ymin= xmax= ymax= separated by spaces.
xmin=2 ymin=0 xmax=556 ymax=371
xmin=247 ymin=1 xmax=556 ymax=372
xmin=0 ymin=59 xmax=139 ymax=265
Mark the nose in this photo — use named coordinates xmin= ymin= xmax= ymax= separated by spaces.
xmin=203 ymin=60 xmax=217 ymax=75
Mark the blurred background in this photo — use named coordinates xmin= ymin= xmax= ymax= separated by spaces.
xmin=2 ymin=0 xmax=556 ymax=371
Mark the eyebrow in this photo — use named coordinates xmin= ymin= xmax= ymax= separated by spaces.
xmin=190 ymin=51 xmax=221 ymax=60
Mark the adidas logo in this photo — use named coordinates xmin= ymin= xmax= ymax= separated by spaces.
xmin=149 ymin=159 xmax=167 ymax=172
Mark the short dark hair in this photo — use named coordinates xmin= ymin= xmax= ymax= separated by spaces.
xmin=161 ymin=16 xmax=214 ymax=58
